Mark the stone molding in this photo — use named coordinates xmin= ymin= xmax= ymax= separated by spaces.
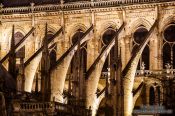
xmin=1 ymin=1 xmax=175 ymax=19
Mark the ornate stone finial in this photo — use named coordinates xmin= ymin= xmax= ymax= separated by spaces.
xmin=165 ymin=63 xmax=171 ymax=69
xmin=0 ymin=3 xmax=3 ymax=14
xmin=107 ymin=67 xmax=110 ymax=77
xmin=30 ymin=3 xmax=35 ymax=27
xmin=30 ymin=2 xmax=35 ymax=10
xmin=61 ymin=0 xmax=64 ymax=5
xmin=165 ymin=63 xmax=171 ymax=74
xmin=140 ymin=62 xmax=145 ymax=70
xmin=140 ymin=62 xmax=145 ymax=75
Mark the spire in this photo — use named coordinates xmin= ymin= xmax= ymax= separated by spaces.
xmin=8 ymin=25 xmax=16 ymax=79
xmin=30 ymin=2 xmax=35 ymax=27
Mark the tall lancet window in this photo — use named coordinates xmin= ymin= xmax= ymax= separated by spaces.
xmin=15 ymin=32 xmax=25 ymax=57
xmin=71 ymin=29 xmax=87 ymax=75
xmin=163 ymin=23 xmax=175 ymax=69
xmin=101 ymin=28 xmax=116 ymax=96
xmin=101 ymin=28 xmax=116 ymax=73
xmin=66 ymin=29 xmax=87 ymax=99
xmin=132 ymin=26 xmax=149 ymax=70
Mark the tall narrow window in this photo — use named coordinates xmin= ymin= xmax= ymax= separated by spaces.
xmin=163 ymin=24 xmax=175 ymax=68
xmin=14 ymin=32 xmax=25 ymax=69
xmin=132 ymin=27 xmax=149 ymax=70
xmin=101 ymin=28 xmax=116 ymax=73
xmin=101 ymin=28 xmax=116 ymax=96
xmin=149 ymin=86 xmax=155 ymax=105
xmin=15 ymin=32 xmax=25 ymax=59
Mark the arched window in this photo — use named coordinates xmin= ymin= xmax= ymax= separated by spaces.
xmin=101 ymin=28 xmax=116 ymax=73
xmin=149 ymin=86 xmax=155 ymax=105
xmin=14 ymin=32 xmax=25 ymax=59
xmin=71 ymin=30 xmax=85 ymax=74
xmin=132 ymin=27 xmax=149 ymax=70
xmin=47 ymin=32 xmax=56 ymax=66
xmin=163 ymin=23 xmax=175 ymax=68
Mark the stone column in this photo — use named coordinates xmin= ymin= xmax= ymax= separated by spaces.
xmin=120 ymin=38 xmax=125 ymax=69
xmin=154 ymin=86 xmax=158 ymax=105
xmin=145 ymin=85 xmax=150 ymax=106
xmin=150 ymin=36 xmax=159 ymax=70
xmin=124 ymin=36 xmax=131 ymax=69
xmin=160 ymin=86 xmax=163 ymax=105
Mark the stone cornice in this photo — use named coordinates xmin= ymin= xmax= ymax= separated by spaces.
xmin=1 ymin=1 xmax=175 ymax=19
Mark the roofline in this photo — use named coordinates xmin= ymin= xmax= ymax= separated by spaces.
xmin=1 ymin=0 xmax=175 ymax=15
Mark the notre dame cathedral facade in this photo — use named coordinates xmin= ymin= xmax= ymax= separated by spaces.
xmin=0 ymin=0 xmax=175 ymax=116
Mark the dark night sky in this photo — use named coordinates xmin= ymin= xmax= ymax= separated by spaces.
xmin=0 ymin=0 xmax=90 ymax=7
xmin=1 ymin=0 xmax=60 ymax=7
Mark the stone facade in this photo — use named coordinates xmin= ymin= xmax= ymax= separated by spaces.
xmin=0 ymin=0 xmax=175 ymax=116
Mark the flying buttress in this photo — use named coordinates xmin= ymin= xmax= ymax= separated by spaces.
xmin=50 ymin=25 xmax=93 ymax=102
xmin=122 ymin=19 xmax=158 ymax=116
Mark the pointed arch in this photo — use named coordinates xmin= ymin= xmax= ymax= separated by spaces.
xmin=160 ymin=16 xmax=175 ymax=32
xmin=99 ymin=21 xmax=119 ymax=38
xmin=48 ymin=25 xmax=57 ymax=34
xmin=5 ymin=25 xmax=27 ymax=50
xmin=129 ymin=18 xmax=152 ymax=34
xmin=68 ymin=23 xmax=88 ymax=40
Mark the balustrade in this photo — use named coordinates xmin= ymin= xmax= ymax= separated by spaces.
xmin=13 ymin=102 xmax=54 ymax=112
xmin=101 ymin=68 xmax=175 ymax=79
xmin=12 ymin=101 xmax=91 ymax=115
xmin=135 ymin=69 xmax=175 ymax=79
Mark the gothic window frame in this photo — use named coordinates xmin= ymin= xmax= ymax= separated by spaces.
xmin=100 ymin=27 xmax=116 ymax=73
xmin=162 ymin=23 xmax=175 ymax=69
xmin=132 ymin=26 xmax=150 ymax=70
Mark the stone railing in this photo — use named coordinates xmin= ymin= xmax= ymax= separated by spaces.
xmin=55 ymin=102 xmax=92 ymax=116
xmin=101 ymin=69 xmax=175 ymax=79
xmin=1 ymin=0 xmax=175 ymax=14
xmin=13 ymin=101 xmax=91 ymax=115
xmin=13 ymin=102 xmax=55 ymax=113
xmin=135 ymin=69 xmax=175 ymax=78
